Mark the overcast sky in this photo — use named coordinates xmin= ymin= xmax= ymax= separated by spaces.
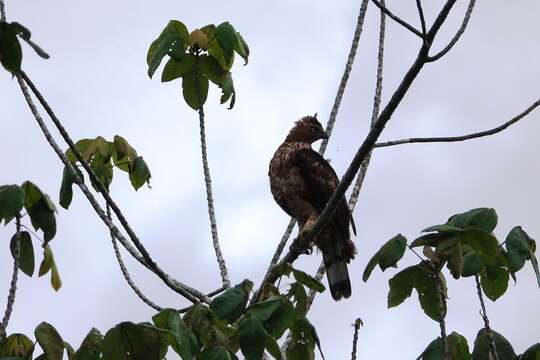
xmin=1 ymin=0 xmax=539 ymax=359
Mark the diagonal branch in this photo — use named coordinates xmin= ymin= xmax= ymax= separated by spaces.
xmin=107 ymin=205 xmax=162 ymax=311
xmin=416 ymin=0 xmax=427 ymax=37
xmin=374 ymin=99 xmax=540 ymax=148
xmin=0 ymin=214 xmax=21 ymax=342
xmin=371 ymin=0 xmax=423 ymax=38
xmin=254 ymin=0 xmax=371 ymax=303
xmin=427 ymin=0 xmax=476 ymax=62
xmin=16 ymin=73 xmax=207 ymax=304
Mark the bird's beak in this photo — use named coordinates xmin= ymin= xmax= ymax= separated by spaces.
xmin=321 ymin=131 xmax=329 ymax=140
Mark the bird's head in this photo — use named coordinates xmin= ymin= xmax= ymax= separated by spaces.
xmin=285 ymin=114 xmax=328 ymax=144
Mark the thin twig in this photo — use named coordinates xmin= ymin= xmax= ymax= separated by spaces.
xmin=374 ymin=99 xmax=540 ymax=148
xmin=107 ymin=205 xmax=162 ymax=311
xmin=262 ymin=1 xmax=459 ymax=293
xmin=475 ymin=275 xmax=499 ymax=360
xmin=416 ymin=0 xmax=427 ymax=37
xmin=370 ymin=0 xmax=423 ymax=38
xmin=16 ymin=72 xmax=206 ymax=304
xmin=0 ymin=214 xmax=21 ymax=341
xmin=427 ymin=0 xmax=476 ymax=62
xmin=349 ymin=0 xmax=386 ymax=212
xmin=253 ymin=0 xmax=371 ymax=305
xmin=435 ymin=272 xmax=448 ymax=360
xmin=351 ymin=318 xmax=364 ymax=360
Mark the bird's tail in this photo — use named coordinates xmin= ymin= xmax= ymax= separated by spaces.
xmin=322 ymin=246 xmax=351 ymax=301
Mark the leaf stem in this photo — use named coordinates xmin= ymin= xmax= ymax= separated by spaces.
xmin=435 ymin=271 xmax=448 ymax=360
xmin=351 ymin=318 xmax=363 ymax=360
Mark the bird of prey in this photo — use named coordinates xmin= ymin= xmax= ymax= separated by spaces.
xmin=268 ymin=115 xmax=357 ymax=300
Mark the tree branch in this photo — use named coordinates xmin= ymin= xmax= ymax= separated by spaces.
xmin=427 ymin=0 xmax=476 ymax=62
xmin=475 ymin=275 xmax=499 ymax=360
xmin=16 ymin=72 xmax=207 ymax=304
xmin=0 ymin=214 xmax=21 ymax=342
xmin=371 ymin=0 xmax=423 ymax=38
xmin=107 ymin=205 xmax=162 ymax=311
xmin=253 ymin=0 xmax=371 ymax=305
xmin=374 ymin=99 xmax=540 ymax=148
xmin=416 ymin=0 xmax=427 ymax=37
xmin=351 ymin=318 xmax=363 ymax=360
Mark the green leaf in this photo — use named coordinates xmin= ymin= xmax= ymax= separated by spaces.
xmin=129 ymin=156 xmax=152 ymax=190
xmin=233 ymin=32 xmax=249 ymax=65
xmin=102 ymin=322 xmax=164 ymax=360
xmin=426 ymin=208 xmax=497 ymax=234
xmin=64 ymin=341 xmax=75 ymax=360
xmin=265 ymin=332 xmax=282 ymax=360
xmin=520 ymin=343 xmax=540 ymax=360
xmin=197 ymin=346 xmax=238 ymax=360
xmin=10 ymin=22 xmax=31 ymax=40
xmin=89 ymin=154 xmax=113 ymax=192
xmin=152 ymin=308 xmax=198 ymax=360
xmin=210 ymin=279 xmax=253 ymax=324
xmin=0 ymin=333 xmax=35 ymax=358
xmin=38 ymin=244 xmax=54 ymax=276
xmin=292 ymin=269 xmax=325 ymax=292
xmin=59 ymin=166 xmax=78 ymax=209
xmin=219 ymin=72 xmax=236 ymax=109
xmin=0 ymin=184 xmax=24 ymax=221
xmin=471 ymin=328 xmax=516 ymax=360
xmin=147 ymin=20 xmax=189 ymax=78
xmin=112 ymin=135 xmax=137 ymax=172
xmin=272 ymin=263 xmax=293 ymax=277
xmin=73 ymin=328 xmax=103 ymax=360
xmin=207 ymin=35 xmax=234 ymax=71
xmin=287 ymin=317 xmax=323 ymax=360
xmin=480 ymin=261 xmax=509 ymax=301
xmin=388 ymin=264 xmax=445 ymax=322
xmin=417 ymin=332 xmax=470 ymax=360
xmin=505 ymin=226 xmax=530 ymax=273
xmin=461 ymin=246 xmax=484 ymax=277
xmin=248 ymin=295 xmax=295 ymax=339
xmin=35 ymin=322 xmax=65 ymax=360
xmin=21 ymin=181 xmax=57 ymax=243
xmin=287 ymin=282 xmax=308 ymax=319
xmin=0 ymin=22 xmax=23 ymax=75
xmin=215 ymin=22 xmax=237 ymax=61
xmin=461 ymin=230 xmax=499 ymax=266
xmin=411 ymin=233 xmax=444 ymax=248
xmin=51 ymin=261 xmax=62 ymax=291
xmin=10 ymin=231 xmax=35 ymax=277
xmin=363 ymin=234 xmax=407 ymax=281
xmin=200 ymin=54 xmax=224 ymax=85
xmin=238 ymin=315 xmax=266 ymax=360
xmin=162 ymin=54 xmax=196 ymax=82
xmin=182 ymin=67 xmax=209 ymax=110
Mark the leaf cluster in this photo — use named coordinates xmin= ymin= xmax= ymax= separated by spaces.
xmin=147 ymin=20 xmax=249 ymax=110
xmin=61 ymin=135 xmax=151 ymax=209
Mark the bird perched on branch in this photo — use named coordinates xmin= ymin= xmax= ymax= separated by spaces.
xmin=268 ymin=115 xmax=357 ymax=300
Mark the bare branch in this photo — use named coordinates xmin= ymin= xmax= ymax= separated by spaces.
xmin=371 ymin=0 xmax=423 ymax=38
xmin=16 ymin=72 xmax=207 ymax=304
xmin=374 ymin=99 xmax=540 ymax=148
xmin=416 ymin=0 xmax=427 ymax=37
xmin=349 ymin=0 xmax=386 ymax=211
xmin=351 ymin=318 xmax=364 ymax=360
xmin=475 ymin=275 xmax=499 ymax=360
xmin=198 ymin=107 xmax=231 ymax=287
xmin=107 ymin=205 xmax=162 ymax=311
xmin=427 ymin=0 xmax=476 ymax=62
xmin=253 ymin=0 xmax=371 ymax=305
xmin=0 ymin=0 xmax=5 ymax=21
xmin=0 ymin=214 xmax=21 ymax=341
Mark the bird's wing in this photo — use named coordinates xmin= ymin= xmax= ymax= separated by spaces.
xmin=293 ymin=148 xmax=356 ymax=237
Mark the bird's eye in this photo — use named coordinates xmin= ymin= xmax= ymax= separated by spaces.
xmin=311 ymin=127 xmax=317 ymax=133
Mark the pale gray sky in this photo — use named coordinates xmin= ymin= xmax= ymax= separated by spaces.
xmin=1 ymin=1 xmax=539 ymax=359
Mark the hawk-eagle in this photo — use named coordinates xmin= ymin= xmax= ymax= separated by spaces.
xmin=268 ymin=115 xmax=357 ymax=300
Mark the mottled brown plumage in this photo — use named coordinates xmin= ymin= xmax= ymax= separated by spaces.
xmin=268 ymin=115 xmax=357 ymax=300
